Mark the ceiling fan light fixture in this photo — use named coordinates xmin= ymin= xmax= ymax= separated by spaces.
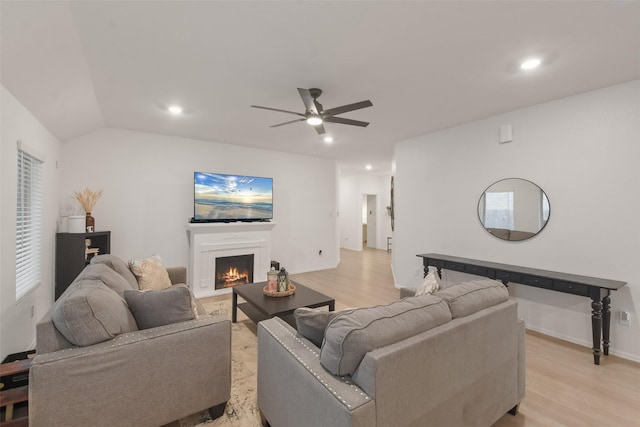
xmin=323 ymin=136 xmax=334 ymax=143
xmin=168 ymin=105 xmax=183 ymax=114
xmin=306 ymin=116 xmax=323 ymax=126
xmin=520 ymin=58 xmax=541 ymax=70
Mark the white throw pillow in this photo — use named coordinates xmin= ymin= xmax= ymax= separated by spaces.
xmin=128 ymin=254 xmax=173 ymax=291
xmin=415 ymin=269 xmax=440 ymax=296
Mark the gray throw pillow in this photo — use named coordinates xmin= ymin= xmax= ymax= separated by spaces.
xmin=320 ymin=294 xmax=452 ymax=376
xmin=434 ymin=279 xmax=509 ymax=319
xmin=124 ymin=285 xmax=196 ymax=330
xmin=52 ymin=280 xmax=138 ymax=347
xmin=294 ymin=308 xmax=354 ymax=347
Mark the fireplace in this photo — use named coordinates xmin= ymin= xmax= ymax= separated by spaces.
xmin=215 ymin=254 xmax=254 ymax=289
xmin=187 ymin=221 xmax=276 ymax=298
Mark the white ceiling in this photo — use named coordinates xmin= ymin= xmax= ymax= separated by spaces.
xmin=2 ymin=1 xmax=639 ymax=176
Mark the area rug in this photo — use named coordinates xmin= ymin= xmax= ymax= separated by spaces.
xmin=178 ymin=299 xmax=261 ymax=427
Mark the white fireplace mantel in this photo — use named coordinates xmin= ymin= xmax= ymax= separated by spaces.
xmin=187 ymin=221 xmax=276 ymax=298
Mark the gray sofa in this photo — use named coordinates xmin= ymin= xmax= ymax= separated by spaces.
xmin=29 ymin=254 xmax=231 ymax=427
xmin=258 ymin=280 xmax=525 ymax=427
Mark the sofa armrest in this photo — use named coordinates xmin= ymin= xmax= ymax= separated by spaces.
xmin=35 ymin=310 xmax=75 ymax=354
xmin=166 ymin=266 xmax=187 ymax=285
xmin=30 ymin=315 xmax=231 ymax=427
xmin=258 ymin=318 xmax=375 ymax=427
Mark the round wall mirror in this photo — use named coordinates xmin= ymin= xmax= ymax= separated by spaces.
xmin=478 ymin=178 xmax=550 ymax=241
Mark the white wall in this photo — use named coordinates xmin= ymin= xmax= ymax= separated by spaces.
xmin=339 ymin=173 xmax=392 ymax=251
xmin=1 ymin=86 xmax=61 ymax=359
xmin=60 ymin=128 xmax=339 ymax=277
xmin=394 ymin=80 xmax=640 ymax=361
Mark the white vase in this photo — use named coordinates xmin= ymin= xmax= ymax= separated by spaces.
xmin=68 ymin=215 xmax=86 ymax=233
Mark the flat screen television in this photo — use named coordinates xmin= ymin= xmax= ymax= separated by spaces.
xmin=193 ymin=172 xmax=273 ymax=222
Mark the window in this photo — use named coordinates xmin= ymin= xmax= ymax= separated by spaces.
xmin=541 ymin=192 xmax=550 ymax=226
xmin=16 ymin=142 xmax=44 ymax=300
xmin=484 ymin=191 xmax=514 ymax=230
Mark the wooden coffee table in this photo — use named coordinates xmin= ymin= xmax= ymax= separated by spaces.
xmin=232 ymin=280 xmax=335 ymax=328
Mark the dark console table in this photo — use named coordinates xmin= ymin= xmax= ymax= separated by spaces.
xmin=417 ymin=253 xmax=627 ymax=365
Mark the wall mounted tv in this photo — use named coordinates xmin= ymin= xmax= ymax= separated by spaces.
xmin=193 ymin=172 xmax=273 ymax=222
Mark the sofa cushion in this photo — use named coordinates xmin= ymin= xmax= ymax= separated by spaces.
xmin=434 ymin=279 xmax=509 ymax=319
xmin=128 ymin=254 xmax=172 ymax=291
xmin=294 ymin=307 xmax=354 ymax=347
xmin=123 ymin=284 xmax=196 ymax=329
xmin=52 ymin=280 xmax=138 ymax=346
xmin=320 ymin=294 xmax=452 ymax=376
xmin=78 ymin=263 xmax=133 ymax=297
xmin=91 ymin=254 xmax=139 ymax=290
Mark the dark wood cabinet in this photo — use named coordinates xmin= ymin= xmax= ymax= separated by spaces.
xmin=55 ymin=231 xmax=111 ymax=299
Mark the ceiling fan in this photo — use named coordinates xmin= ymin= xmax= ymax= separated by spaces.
xmin=251 ymin=88 xmax=373 ymax=135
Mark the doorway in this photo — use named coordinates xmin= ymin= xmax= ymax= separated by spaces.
xmin=362 ymin=194 xmax=378 ymax=249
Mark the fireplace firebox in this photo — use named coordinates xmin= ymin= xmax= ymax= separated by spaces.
xmin=215 ymin=254 xmax=254 ymax=289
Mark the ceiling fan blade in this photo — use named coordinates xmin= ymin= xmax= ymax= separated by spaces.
xmin=324 ymin=116 xmax=370 ymax=127
xmin=270 ymin=118 xmax=306 ymax=128
xmin=251 ymin=105 xmax=305 ymax=117
xmin=322 ymin=100 xmax=373 ymax=117
xmin=297 ymin=88 xmax=318 ymax=114
xmin=314 ymin=123 xmax=326 ymax=135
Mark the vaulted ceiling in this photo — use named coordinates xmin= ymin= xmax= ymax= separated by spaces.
xmin=2 ymin=1 xmax=639 ymax=175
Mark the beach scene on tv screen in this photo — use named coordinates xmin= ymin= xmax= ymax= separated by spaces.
xmin=195 ymin=173 xmax=273 ymax=220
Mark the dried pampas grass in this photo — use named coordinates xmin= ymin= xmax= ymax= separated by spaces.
xmin=74 ymin=188 xmax=103 ymax=213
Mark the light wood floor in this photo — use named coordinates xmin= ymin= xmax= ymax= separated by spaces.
xmin=289 ymin=248 xmax=640 ymax=427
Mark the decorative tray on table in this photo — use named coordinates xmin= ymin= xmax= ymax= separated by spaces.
xmin=263 ymin=283 xmax=296 ymax=298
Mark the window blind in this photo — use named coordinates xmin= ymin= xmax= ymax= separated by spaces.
xmin=16 ymin=145 xmax=44 ymax=300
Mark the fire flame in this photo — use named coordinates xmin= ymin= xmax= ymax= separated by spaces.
xmin=227 ymin=267 xmax=240 ymax=280
xmin=220 ymin=267 xmax=249 ymax=286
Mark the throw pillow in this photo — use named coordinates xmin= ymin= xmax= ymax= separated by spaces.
xmin=415 ymin=269 xmax=440 ymax=296
xmin=123 ymin=284 xmax=196 ymax=330
xmin=128 ymin=254 xmax=172 ymax=291
xmin=52 ymin=280 xmax=138 ymax=346
xmin=320 ymin=294 xmax=452 ymax=376
xmin=434 ymin=279 xmax=509 ymax=319
xmin=294 ymin=307 xmax=354 ymax=347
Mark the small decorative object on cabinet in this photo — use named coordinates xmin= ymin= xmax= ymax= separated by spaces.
xmin=73 ymin=188 xmax=103 ymax=233
xmin=85 ymin=213 xmax=95 ymax=233
xmin=55 ymin=231 xmax=110 ymax=299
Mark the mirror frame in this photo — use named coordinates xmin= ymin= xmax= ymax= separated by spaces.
xmin=478 ymin=178 xmax=550 ymax=241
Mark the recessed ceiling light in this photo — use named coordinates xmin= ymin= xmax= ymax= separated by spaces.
xmin=520 ymin=58 xmax=541 ymax=70
xmin=168 ymin=105 xmax=183 ymax=114
xmin=323 ymin=136 xmax=334 ymax=143
xmin=365 ymin=164 xmax=372 ymax=170
xmin=306 ymin=116 xmax=323 ymax=126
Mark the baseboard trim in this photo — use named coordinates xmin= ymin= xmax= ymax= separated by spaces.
xmin=525 ymin=325 xmax=640 ymax=364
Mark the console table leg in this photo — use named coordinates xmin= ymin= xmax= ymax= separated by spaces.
xmin=232 ymin=292 xmax=238 ymax=323
xmin=602 ymin=295 xmax=611 ymax=356
xmin=591 ymin=299 xmax=602 ymax=365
